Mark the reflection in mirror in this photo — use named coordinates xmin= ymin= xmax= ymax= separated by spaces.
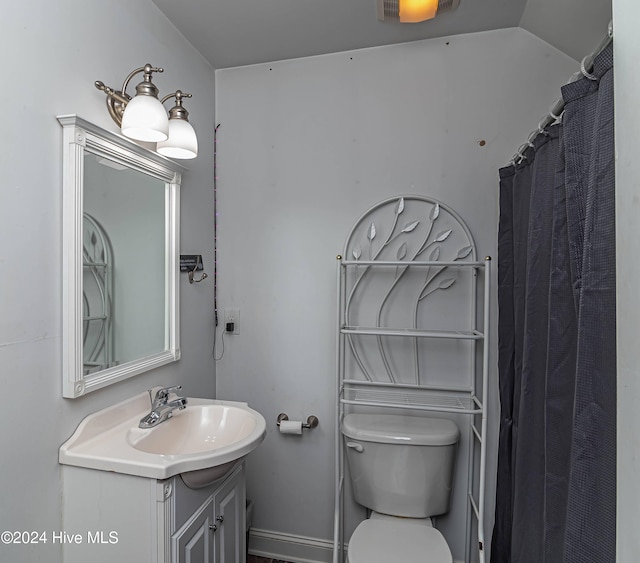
xmin=83 ymin=154 xmax=166 ymax=372
xmin=59 ymin=115 xmax=182 ymax=398
xmin=82 ymin=211 xmax=114 ymax=374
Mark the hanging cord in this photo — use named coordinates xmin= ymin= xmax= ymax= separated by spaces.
xmin=213 ymin=123 xmax=221 ymax=327
xmin=214 ymin=329 xmax=226 ymax=361
xmin=212 ymin=123 xmax=225 ymax=361
xmin=508 ymin=20 xmax=613 ymax=166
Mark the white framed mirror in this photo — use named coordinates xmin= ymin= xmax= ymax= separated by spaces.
xmin=58 ymin=115 xmax=182 ymax=398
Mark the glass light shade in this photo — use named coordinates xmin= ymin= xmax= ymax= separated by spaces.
xmin=157 ymin=119 xmax=198 ymax=159
xmin=399 ymin=0 xmax=437 ymax=22
xmin=121 ymin=95 xmax=170 ymax=142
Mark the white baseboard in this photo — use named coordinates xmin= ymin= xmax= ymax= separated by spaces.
xmin=248 ymin=528 xmax=338 ymax=563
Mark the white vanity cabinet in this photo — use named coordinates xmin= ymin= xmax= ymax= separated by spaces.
xmin=173 ymin=463 xmax=246 ymax=562
xmin=61 ymin=461 xmax=246 ymax=563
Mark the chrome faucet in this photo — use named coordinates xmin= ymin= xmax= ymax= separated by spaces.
xmin=139 ymin=385 xmax=188 ymax=429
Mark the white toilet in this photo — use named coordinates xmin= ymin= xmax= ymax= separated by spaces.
xmin=342 ymin=413 xmax=460 ymax=563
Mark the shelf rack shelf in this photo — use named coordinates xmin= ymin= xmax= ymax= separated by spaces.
xmin=341 ymin=380 xmax=482 ymax=414
xmin=342 ymin=326 xmax=484 ymax=339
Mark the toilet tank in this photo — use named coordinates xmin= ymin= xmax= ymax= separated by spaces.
xmin=342 ymin=414 xmax=459 ymax=518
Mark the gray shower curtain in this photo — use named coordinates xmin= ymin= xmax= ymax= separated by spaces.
xmin=491 ymin=43 xmax=615 ymax=563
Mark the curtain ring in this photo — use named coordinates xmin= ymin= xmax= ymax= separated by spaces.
xmin=580 ymin=56 xmax=597 ymax=81
xmin=537 ymin=117 xmax=550 ymax=136
xmin=514 ymin=144 xmax=529 ymax=165
xmin=549 ymin=108 xmax=563 ymax=123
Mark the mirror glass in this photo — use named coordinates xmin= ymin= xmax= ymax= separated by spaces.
xmin=83 ymin=154 xmax=167 ymax=372
xmin=59 ymin=115 xmax=181 ymax=398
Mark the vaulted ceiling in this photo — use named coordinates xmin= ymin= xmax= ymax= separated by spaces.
xmin=151 ymin=0 xmax=611 ymax=69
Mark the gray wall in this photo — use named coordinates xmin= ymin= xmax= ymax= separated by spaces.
xmin=614 ymin=1 xmax=640 ymax=560
xmin=215 ymin=28 xmax=576 ymax=561
xmin=520 ymin=0 xmax=611 ymax=61
xmin=0 ymin=1 xmax=215 ymax=561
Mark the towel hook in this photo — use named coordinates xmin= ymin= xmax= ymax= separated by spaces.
xmin=188 ymin=255 xmax=208 ymax=284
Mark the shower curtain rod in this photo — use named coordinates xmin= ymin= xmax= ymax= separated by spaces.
xmin=510 ymin=20 xmax=613 ymax=165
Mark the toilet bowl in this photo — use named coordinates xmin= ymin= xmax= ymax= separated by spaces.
xmin=342 ymin=413 xmax=459 ymax=563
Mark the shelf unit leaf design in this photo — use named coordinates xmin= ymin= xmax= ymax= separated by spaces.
xmin=367 ymin=222 xmax=376 ymax=241
xmin=430 ymin=202 xmax=440 ymax=221
xmin=434 ymin=228 xmax=453 ymax=243
xmin=342 ymin=196 xmax=477 ymax=384
xmin=345 ymin=196 xmax=416 ymax=380
xmin=401 ymin=220 xmax=420 ymax=233
xmin=397 ymin=242 xmax=407 ymax=261
xmin=457 ymin=245 xmax=473 ymax=259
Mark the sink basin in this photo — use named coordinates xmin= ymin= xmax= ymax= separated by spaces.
xmin=59 ymin=391 xmax=266 ymax=481
xmin=126 ymin=404 xmax=260 ymax=455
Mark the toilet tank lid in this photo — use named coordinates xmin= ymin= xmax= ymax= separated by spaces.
xmin=342 ymin=414 xmax=459 ymax=446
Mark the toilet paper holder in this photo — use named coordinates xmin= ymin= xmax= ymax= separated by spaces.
xmin=277 ymin=412 xmax=319 ymax=430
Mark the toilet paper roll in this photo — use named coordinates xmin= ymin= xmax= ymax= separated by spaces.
xmin=279 ymin=420 xmax=303 ymax=435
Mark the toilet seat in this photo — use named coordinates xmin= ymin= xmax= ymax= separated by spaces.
xmin=348 ymin=519 xmax=452 ymax=563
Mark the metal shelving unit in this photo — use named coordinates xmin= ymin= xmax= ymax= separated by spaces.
xmin=332 ymin=195 xmax=490 ymax=563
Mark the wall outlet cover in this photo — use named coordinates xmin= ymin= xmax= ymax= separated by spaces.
xmin=224 ymin=308 xmax=240 ymax=334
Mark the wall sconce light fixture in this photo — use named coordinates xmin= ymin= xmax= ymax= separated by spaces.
xmin=157 ymin=90 xmax=198 ymax=160
xmin=377 ymin=0 xmax=460 ymax=23
xmin=95 ymin=63 xmax=198 ymax=159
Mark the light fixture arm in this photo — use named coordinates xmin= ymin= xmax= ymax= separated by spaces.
xmin=122 ymin=64 xmax=163 ymax=96
xmin=94 ymin=64 xmax=165 ymax=127
xmin=160 ymin=90 xmax=192 ymax=105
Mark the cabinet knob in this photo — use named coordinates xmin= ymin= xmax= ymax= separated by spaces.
xmin=209 ymin=524 xmax=217 ymax=532
xmin=216 ymin=515 xmax=224 ymax=523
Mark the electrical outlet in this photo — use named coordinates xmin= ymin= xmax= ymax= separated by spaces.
xmin=224 ymin=308 xmax=240 ymax=334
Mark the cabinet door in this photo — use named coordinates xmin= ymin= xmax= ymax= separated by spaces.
xmin=213 ymin=466 xmax=246 ymax=563
xmin=173 ymin=496 xmax=215 ymax=563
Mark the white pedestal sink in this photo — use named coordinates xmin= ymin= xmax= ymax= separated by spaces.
xmin=59 ymin=390 xmax=266 ymax=483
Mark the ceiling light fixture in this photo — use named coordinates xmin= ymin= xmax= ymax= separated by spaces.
xmin=95 ymin=64 xmax=198 ymax=159
xmin=377 ymin=0 xmax=460 ymax=23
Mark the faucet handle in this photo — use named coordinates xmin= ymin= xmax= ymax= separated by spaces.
xmin=150 ymin=385 xmax=183 ymax=405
